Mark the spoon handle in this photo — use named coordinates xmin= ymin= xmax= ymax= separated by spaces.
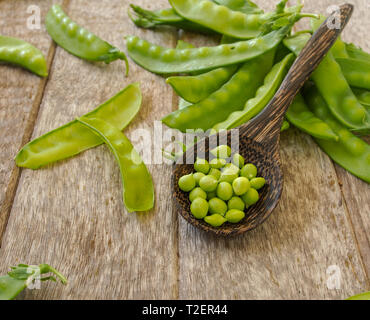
xmin=241 ymin=3 xmax=353 ymax=144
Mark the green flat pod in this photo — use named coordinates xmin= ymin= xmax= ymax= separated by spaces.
xmin=336 ymin=58 xmax=370 ymax=90
xmin=77 ymin=117 xmax=154 ymax=212
xmin=162 ymin=50 xmax=275 ymax=132
xmin=346 ymin=291 xmax=370 ymax=300
xmin=352 ymin=87 xmax=370 ymax=108
xmin=214 ymin=53 xmax=293 ymax=130
xmin=46 ymin=5 xmax=129 ymax=74
xmin=16 ymin=83 xmax=142 ymax=169
xmin=304 ymin=86 xmax=370 ymax=183
xmin=126 ymin=27 xmax=289 ymax=75
xmin=0 ymin=35 xmax=48 ymax=77
xmin=286 ymin=94 xmax=339 ymax=141
xmin=345 ymin=42 xmax=370 ymax=63
xmin=214 ymin=0 xmax=263 ymax=14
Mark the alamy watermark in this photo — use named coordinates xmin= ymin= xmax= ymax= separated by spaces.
xmin=26 ymin=5 xmax=41 ymax=30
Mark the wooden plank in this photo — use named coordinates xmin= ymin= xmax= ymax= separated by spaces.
xmin=0 ymin=0 xmax=60 ymax=244
xmin=0 ymin=0 xmax=178 ymax=299
xmin=178 ymin=0 xmax=369 ymax=299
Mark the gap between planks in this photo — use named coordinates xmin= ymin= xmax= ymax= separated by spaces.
xmin=0 ymin=0 xmax=71 ymax=248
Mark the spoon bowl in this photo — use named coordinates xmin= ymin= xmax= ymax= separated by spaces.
xmin=172 ymin=4 xmax=353 ymax=236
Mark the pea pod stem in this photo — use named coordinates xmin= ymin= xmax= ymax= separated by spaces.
xmin=77 ymin=117 xmax=154 ymax=212
xmin=16 ymin=83 xmax=142 ymax=169
xmin=0 ymin=35 xmax=48 ymax=77
xmin=46 ymin=5 xmax=129 ymax=75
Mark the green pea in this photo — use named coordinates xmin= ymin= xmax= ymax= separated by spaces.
xmin=250 ymin=177 xmax=266 ymax=190
xmin=232 ymin=177 xmax=251 ymax=196
xmin=232 ymin=153 xmax=245 ymax=168
xmin=208 ymin=198 xmax=228 ymax=216
xmin=194 ymin=158 xmax=210 ymax=174
xmin=204 ymin=214 xmax=227 ymax=227
xmin=225 ymin=209 xmax=245 ymax=223
xmin=199 ymin=175 xmax=218 ymax=192
xmin=219 ymin=169 xmax=238 ymax=184
xmin=207 ymin=191 xmax=217 ymax=200
xmin=209 ymin=158 xmax=227 ymax=169
xmin=228 ymin=196 xmax=245 ymax=211
xmin=209 ymin=168 xmax=221 ymax=180
xmin=241 ymin=188 xmax=259 ymax=206
xmin=240 ymin=163 xmax=257 ymax=179
xmin=189 ymin=187 xmax=207 ymax=202
xmin=178 ymin=174 xmax=196 ymax=192
xmin=216 ymin=181 xmax=233 ymax=201
xmin=210 ymin=145 xmax=231 ymax=158
xmin=190 ymin=197 xmax=209 ymax=219
xmin=193 ymin=172 xmax=205 ymax=186
xmin=223 ymin=163 xmax=240 ymax=174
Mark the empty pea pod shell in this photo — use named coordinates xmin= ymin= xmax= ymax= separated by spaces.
xmin=46 ymin=5 xmax=129 ymax=75
xmin=126 ymin=27 xmax=288 ymax=74
xmin=336 ymin=58 xmax=370 ymax=90
xmin=285 ymin=94 xmax=339 ymax=141
xmin=77 ymin=117 xmax=154 ymax=212
xmin=169 ymin=0 xmax=276 ymax=39
xmin=304 ymin=86 xmax=370 ymax=183
xmin=162 ymin=50 xmax=275 ymax=132
xmin=214 ymin=53 xmax=293 ymax=130
xmin=0 ymin=35 xmax=48 ymax=77
xmin=15 ymin=83 xmax=142 ymax=169
xmin=166 ymin=65 xmax=238 ymax=103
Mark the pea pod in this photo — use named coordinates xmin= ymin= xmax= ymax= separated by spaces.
xmin=284 ymin=33 xmax=370 ymax=132
xmin=46 ymin=5 xmax=129 ymax=75
xmin=347 ymin=291 xmax=370 ymax=300
xmin=286 ymin=94 xmax=339 ymax=141
xmin=126 ymin=27 xmax=288 ymax=75
xmin=162 ymin=50 xmax=275 ymax=132
xmin=167 ymin=65 xmax=238 ymax=103
xmin=214 ymin=0 xmax=263 ymax=14
xmin=345 ymin=42 xmax=370 ymax=63
xmin=16 ymin=83 xmax=141 ymax=169
xmin=336 ymin=58 xmax=370 ymax=90
xmin=77 ymin=117 xmax=154 ymax=212
xmin=0 ymin=35 xmax=48 ymax=77
xmin=331 ymin=37 xmax=349 ymax=59
xmin=352 ymin=87 xmax=370 ymax=108
xmin=304 ymin=85 xmax=370 ymax=183
xmin=214 ymin=53 xmax=293 ymax=130
xmin=0 ymin=264 xmax=67 ymax=300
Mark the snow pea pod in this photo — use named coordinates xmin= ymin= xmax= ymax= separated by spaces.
xmin=46 ymin=5 xmax=129 ymax=75
xmin=304 ymin=86 xmax=370 ymax=183
xmin=286 ymin=94 xmax=339 ymax=141
xmin=77 ymin=117 xmax=154 ymax=212
xmin=16 ymin=83 xmax=141 ymax=169
xmin=166 ymin=65 xmax=238 ymax=103
xmin=347 ymin=291 xmax=370 ymax=300
xmin=214 ymin=0 xmax=263 ymax=14
xmin=352 ymin=87 xmax=370 ymax=108
xmin=345 ymin=42 xmax=370 ymax=63
xmin=126 ymin=27 xmax=288 ymax=75
xmin=162 ymin=50 xmax=275 ymax=132
xmin=336 ymin=58 xmax=370 ymax=90
xmin=0 ymin=264 xmax=67 ymax=300
xmin=0 ymin=35 xmax=48 ymax=77
xmin=214 ymin=53 xmax=293 ymax=130
xmin=284 ymin=33 xmax=370 ymax=132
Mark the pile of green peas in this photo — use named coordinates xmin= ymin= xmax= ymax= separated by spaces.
xmin=178 ymin=145 xmax=265 ymax=227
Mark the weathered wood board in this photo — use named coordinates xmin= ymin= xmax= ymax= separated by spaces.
xmin=0 ymin=0 xmax=368 ymax=299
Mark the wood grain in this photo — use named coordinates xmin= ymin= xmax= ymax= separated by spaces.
xmin=0 ymin=0 xmax=178 ymax=299
xmin=0 ymin=0 xmax=61 ymax=245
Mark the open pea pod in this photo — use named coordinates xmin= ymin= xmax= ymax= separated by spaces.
xmin=213 ymin=53 xmax=293 ymax=130
xmin=304 ymin=85 xmax=370 ymax=183
xmin=46 ymin=5 xmax=129 ymax=75
xmin=284 ymin=33 xmax=370 ymax=132
xmin=286 ymin=94 xmax=339 ymax=141
xmin=162 ymin=49 xmax=275 ymax=132
xmin=0 ymin=264 xmax=67 ymax=300
xmin=126 ymin=27 xmax=289 ymax=75
xmin=0 ymin=35 xmax=48 ymax=77
xmin=16 ymin=83 xmax=142 ymax=169
xmin=336 ymin=58 xmax=370 ymax=90
xmin=77 ymin=117 xmax=154 ymax=212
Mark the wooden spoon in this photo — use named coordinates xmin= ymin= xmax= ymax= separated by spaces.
xmin=173 ymin=4 xmax=353 ymax=236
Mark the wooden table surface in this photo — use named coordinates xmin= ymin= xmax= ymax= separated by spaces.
xmin=0 ymin=0 xmax=369 ymax=300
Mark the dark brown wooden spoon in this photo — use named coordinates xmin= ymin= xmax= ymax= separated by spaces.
xmin=173 ymin=4 xmax=353 ymax=236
